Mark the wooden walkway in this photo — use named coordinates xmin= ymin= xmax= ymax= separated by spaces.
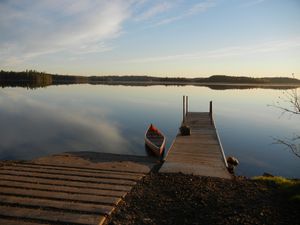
xmin=0 ymin=152 xmax=157 ymax=225
xmin=160 ymin=99 xmax=232 ymax=179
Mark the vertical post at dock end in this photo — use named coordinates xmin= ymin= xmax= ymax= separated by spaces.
xmin=186 ymin=96 xmax=189 ymax=116
xmin=209 ymin=101 xmax=213 ymax=125
xmin=183 ymin=95 xmax=186 ymax=123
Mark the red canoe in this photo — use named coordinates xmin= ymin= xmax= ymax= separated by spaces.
xmin=145 ymin=124 xmax=166 ymax=156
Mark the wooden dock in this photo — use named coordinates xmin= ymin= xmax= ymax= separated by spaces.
xmin=0 ymin=152 xmax=157 ymax=225
xmin=160 ymin=97 xmax=232 ymax=179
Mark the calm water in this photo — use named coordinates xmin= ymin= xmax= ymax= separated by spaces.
xmin=0 ymin=84 xmax=299 ymax=177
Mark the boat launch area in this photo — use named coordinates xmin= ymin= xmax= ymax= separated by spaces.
xmin=0 ymin=97 xmax=231 ymax=225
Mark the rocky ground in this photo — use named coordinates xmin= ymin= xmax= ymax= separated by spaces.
xmin=106 ymin=173 xmax=300 ymax=225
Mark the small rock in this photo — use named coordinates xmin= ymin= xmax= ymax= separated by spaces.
xmin=227 ymin=156 xmax=239 ymax=166
xmin=227 ymin=164 xmax=235 ymax=174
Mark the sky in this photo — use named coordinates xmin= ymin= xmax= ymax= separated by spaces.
xmin=0 ymin=0 xmax=300 ymax=77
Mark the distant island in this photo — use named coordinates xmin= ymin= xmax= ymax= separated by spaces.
xmin=1 ymin=70 xmax=300 ymax=89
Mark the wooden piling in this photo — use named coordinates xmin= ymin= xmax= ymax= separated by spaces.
xmin=209 ymin=101 xmax=213 ymax=125
xmin=186 ymin=96 xmax=189 ymax=116
xmin=183 ymin=95 xmax=186 ymax=123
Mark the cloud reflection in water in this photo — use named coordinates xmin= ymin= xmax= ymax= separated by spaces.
xmin=0 ymin=90 xmax=132 ymax=160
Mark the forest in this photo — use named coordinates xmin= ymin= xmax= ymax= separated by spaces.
xmin=1 ymin=70 xmax=300 ymax=88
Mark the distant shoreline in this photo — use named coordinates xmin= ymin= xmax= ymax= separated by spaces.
xmin=89 ymin=80 xmax=300 ymax=87
xmin=2 ymin=80 xmax=300 ymax=90
xmin=1 ymin=70 xmax=300 ymax=89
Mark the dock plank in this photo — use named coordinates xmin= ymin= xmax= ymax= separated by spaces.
xmin=160 ymin=112 xmax=232 ymax=179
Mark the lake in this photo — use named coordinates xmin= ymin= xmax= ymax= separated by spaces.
xmin=0 ymin=84 xmax=299 ymax=178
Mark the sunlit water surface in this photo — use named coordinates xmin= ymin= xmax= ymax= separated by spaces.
xmin=0 ymin=84 xmax=299 ymax=177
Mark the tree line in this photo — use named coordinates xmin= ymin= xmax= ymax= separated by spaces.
xmin=1 ymin=70 xmax=300 ymax=88
xmin=0 ymin=70 xmax=88 ymax=88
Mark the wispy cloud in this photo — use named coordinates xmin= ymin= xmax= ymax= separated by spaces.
xmin=134 ymin=1 xmax=174 ymax=21
xmin=0 ymin=0 xmax=134 ymax=65
xmin=155 ymin=0 xmax=217 ymax=26
xmin=186 ymin=0 xmax=217 ymax=16
xmin=123 ymin=38 xmax=300 ymax=63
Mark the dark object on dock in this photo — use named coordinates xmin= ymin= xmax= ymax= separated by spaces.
xmin=145 ymin=124 xmax=166 ymax=157
xmin=227 ymin=156 xmax=239 ymax=174
xmin=180 ymin=124 xmax=191 ymax=136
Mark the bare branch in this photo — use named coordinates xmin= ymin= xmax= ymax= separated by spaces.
xmin=269 ymin=88 xmax=300 ymax=116
xmin=273 ymin=137 xmax=300 ymax=158
xmin=270 ymin=80 xmax=300 ymax=158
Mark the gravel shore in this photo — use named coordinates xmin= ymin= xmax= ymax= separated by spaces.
xmin=106 ymin=173 xmax=300 ymax=225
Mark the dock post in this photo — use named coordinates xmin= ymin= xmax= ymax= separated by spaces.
xmin=183 ymin=95 xmax=186 ymax=123
xmin=186 ymin=96 xmax=188 ymax=116
xmin=209 ymin=101 xmax=213 ymax=125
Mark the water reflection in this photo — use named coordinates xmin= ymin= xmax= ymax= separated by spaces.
xmin=0 ymin=89 xmax=133 ymax=160
xmin=0 ymin=85 xmax=299 ymax=178
xmin=1 ymin=82 xmax=299 ymax=90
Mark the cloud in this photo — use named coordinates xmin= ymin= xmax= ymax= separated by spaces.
xmin=0 ymin=0 xmax=133 ymax=65
xmin=0 ymin=0 xmax=218 ymax=65
xmin=123 ymin=38 xmax=300 ymax=63
xmin=154 ymin=15 xmax=183 ymax=26
xmin=135 ymin=1 xmax=174 ymax=21
xmin=155 ymin=0 xmax=216 ymax=26
xmin=186 ymin=0 xmax=217 ymax=15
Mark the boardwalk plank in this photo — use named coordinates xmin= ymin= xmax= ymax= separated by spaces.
xmin=0 ymin=170 xmax=136 ymax=186
xmin=0 ymin=180 xmax=127 ymax=197
xmin=2 ymin=165 xmax=142 ymax=181
xmin=0 ymin=218 xmax=47 ymax=225
xmin=0 ymin=194 xmax=114 ymax=215
xmin=0 ymin=187 xmax=119 ymax=205
xmin=0 ymin=174 xmax=132 ymax=191
xmin=14 ymin=162 xmax=145 ymax=176
xmin=0 ymin=152 xmax=156 ymax=225
xmin=0 ymin=205 xmax=104 ymax=225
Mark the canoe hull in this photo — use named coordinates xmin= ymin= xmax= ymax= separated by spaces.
xmin=144 ymin=124 xmax=166 ymax=157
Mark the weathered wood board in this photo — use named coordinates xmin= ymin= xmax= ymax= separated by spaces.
xmin=0 ymin=152 xmax=157 ymax=225
xmin=160 ymin=112 xmax=232 ymax=179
